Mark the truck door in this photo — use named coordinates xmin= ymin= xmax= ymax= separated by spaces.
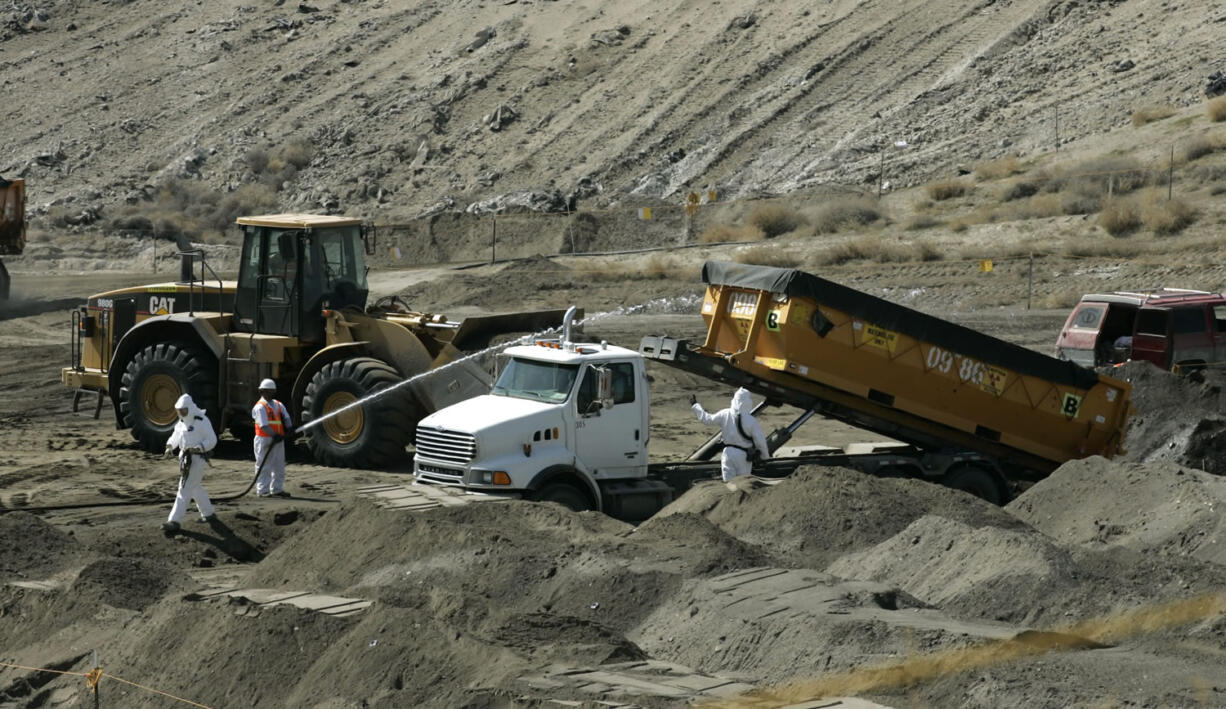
xmin=1131 ymin=307 xmax=1171 ymax=369
xmin=1169 ymin=305 xmax=1212 ymax=369
xmin=1055 ymin=302 xmax=1106 ymax=366
xmin=573 ymin=361 xmax=647 ymax=479
xmin=1211 ymin=305 xmax=1226 ymax=365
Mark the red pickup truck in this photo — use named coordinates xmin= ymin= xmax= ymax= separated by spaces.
xmin=1056 ymin=289 xmax=1226 ymax=371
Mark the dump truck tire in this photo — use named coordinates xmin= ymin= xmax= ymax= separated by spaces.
xmin=302 ymin=357 xmax=416 ymax=469
xmin=533 ymin=481 xmax=595 ymax=512
xmin=119 ymin=341 xmax=219 ymax=452
xmin=943 ymin=464 xmax=1006 ymax=506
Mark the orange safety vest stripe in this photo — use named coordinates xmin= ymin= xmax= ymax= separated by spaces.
xmin=254 ymin=400 xmax=285 ymax=437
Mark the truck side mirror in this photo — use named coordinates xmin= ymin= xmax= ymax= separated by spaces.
xmin=595 ymin=366 xmax=614 ymax=411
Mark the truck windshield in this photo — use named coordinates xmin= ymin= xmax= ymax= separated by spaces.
xmin=491 ymin=357 xmax=579 ymax=402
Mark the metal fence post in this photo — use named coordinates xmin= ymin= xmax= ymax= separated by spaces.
xmin=1027 ymin=253 xmax=1034 ymax=311
xmin=490 ymin=216 xmax=496 ymax=265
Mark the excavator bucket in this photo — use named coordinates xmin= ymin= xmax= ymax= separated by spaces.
xmin=449 ymin=308 xmax=579 ymax=351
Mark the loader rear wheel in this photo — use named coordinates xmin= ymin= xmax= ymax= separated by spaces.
xmin=943 ymin=465 xmax=1007 ymax=506
xmin=302 ymin=357 xmax=417 ymax=469
xmin=119 ymin=341 xmax=218 ymax=452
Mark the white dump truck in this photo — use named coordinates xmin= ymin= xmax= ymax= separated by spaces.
xmin=413 ymin=262 xmax=1134 ymax=519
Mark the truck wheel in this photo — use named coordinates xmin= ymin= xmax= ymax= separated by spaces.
xmin=301 ymin=357 xmax=417 ymax=469
xmin=119 ymin=341 xmax=218 ymax=452
xmin=534 ymin=482 xmax=595 ymax=512
xmin=943 ymin=465 xmax=1006 ymax=506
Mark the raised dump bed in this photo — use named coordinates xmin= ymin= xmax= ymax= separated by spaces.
xmin=689 ymin=261 xmax=1132 ymax=479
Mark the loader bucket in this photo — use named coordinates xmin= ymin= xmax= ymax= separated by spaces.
xmin=449 ymin=308 xmax=579 ymax=351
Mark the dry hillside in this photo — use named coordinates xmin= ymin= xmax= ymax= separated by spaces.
xmin=2 ymin=0 xmax=1219 ymax=228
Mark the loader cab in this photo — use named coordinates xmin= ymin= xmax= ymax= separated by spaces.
xmin=232 ymin=214 xmax=370 ymax=342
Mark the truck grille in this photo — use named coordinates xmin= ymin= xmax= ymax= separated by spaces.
xmin=415 ymin=426 xmax=476 ymax=465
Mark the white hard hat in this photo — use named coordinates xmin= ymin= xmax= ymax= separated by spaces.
xmin=259 ymin=378 xmax=276 ymax=392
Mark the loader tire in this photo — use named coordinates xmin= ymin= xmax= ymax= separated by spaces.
xmin=302 ymin=357 xmax=417 ymax=469
xmin=943 ymin=464 xmax=1007 ymax=506
xmin=119 ymin=341 xmax=218 ymax=453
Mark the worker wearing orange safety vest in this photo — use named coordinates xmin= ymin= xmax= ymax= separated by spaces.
xmin=252 ymin=378 xmax=293 ymax=498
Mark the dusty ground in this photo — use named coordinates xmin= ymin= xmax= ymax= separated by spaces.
xmin=2 ymin=254 xmax=1226 ymax=708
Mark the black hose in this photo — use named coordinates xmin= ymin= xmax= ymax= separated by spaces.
xmin=0 ymin=439 xmax=283 ymax=515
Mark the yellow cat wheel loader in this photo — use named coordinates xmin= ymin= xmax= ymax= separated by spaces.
xmin=61 ymin=213 xmax=568 ymax=469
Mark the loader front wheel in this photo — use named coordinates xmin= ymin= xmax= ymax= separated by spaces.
xmin=302 ymin=357 xmax=417 ymax=469
xmin=119 ymin=341 xmax=218 ymax=452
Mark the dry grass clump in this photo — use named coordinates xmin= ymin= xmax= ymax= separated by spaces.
xmin=1097 ymin=197 xmax=1141 ymax=236
xmin=1180 ymin=134 xmax=1226 ymax=163
xmin=815 ymin=236 xmax=934 ymax=265
xmin=975 ymin=156 xmax=1023 ymax=181
xmin=1139 ymin=193 xmax=1196 ymax=235
xmin=699 ymin=224 xmax=765 ymax=244
xmin=108 ymin=180 xmax=279 ymax=241
xmin=809 ymin=197 xmax=883 ymax=234
xmin=1039 ymin=289 xmax=1083 ymax=309
xmin=1131 ymin=105 xmax=1176 ymax=127
xmin=733 ymin=245 xmax=801 ymax=268
xmin=1064 ymin=238 xmax=1144 ymax=259
xmin=925 ymin=180 xmax=969 ymax=201
xmin=1000 ymin=178 xmax=1041 ymax=201
xmin=747 ymin=203 xmax=808 ymax=238
xmin=584 ymin=254 xmax=689 ymax=281
xmin=1208 ymin=97 xmax=1226 ymax=122
xmin=902 ymin=214 xmax=942 ymax=231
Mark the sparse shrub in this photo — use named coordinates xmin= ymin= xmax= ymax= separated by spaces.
xmin=949 ymin=220 xmax=969 ymax=233
xmin=1181 ymin=134 xmax=1225 ymax=163
xmin=1140 ymin=192 xmax=1197 ymax=235
xmin=1208 ymin=96 xmax=1226 ymax=122
xmin=1048 ymin=156 xmax=1150 ymax=201
xmin=245 ymin=147 xmax=270 ymax=174
xmin=817 ymin=236 xmax=918 ymax=265
xmin=916 ymin=241 xmax=943 ymax=261
xmin=1210 ymin=184 xmax=1226 ymax=196
xmin=642 ymin=253 xmax=682 ymax=279
xmin=1097 ymin=197 xmax=1141 ymax=236
xmin=902 ymin=214 xmax=941 ymax=231
xmin=1131 ymin=105 xmax=1176 ymax=127
xmin=1064 ymin=239 xmax=1144 ymax=258
xmin=747 ymin=203 xmax=807 ymax=238
xmin=699 ymin=224 xmax=764 ymax=244
xmin=810 ymin=197 xmax=882 ymax=234
xmin=975 ymin=156 xmax=1023 ymax=181
xmin=925 ymin=180 xmax=969 ymax=201
xmin=1012 ymin=194 xmax=1064 ymax=219
xmin=1192 ymin=164 xmax=1226 ymax=183
xmin=277 ymin=140 xmax=316 ymax=169
xmin=1000 ymin=178 xmax=1040 ymax=201
xmin=1039 ymin=289 xmax=1083 ymax=309
xmin=733 ymin=245 xmax=800 ymax=268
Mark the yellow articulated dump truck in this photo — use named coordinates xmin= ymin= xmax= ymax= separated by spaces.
xmin=62 ymin=213 xmax=568 ymax=469
xmin=0 ymin=177 xmax=26 ymax=300
xmin=412 ymin=261 xmax=1130 ymax=517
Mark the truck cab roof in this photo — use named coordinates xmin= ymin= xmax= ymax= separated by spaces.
xmin=1079 ymin=289 xmax=1223 ymax=308
xmin=501 ymin=340 xmax=639 ymax=364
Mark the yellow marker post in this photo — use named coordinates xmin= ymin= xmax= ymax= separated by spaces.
xmin=638 ymin=207 xmax=652 ymax=220
xmin=978 ymin=259 xmax=994 ymax=273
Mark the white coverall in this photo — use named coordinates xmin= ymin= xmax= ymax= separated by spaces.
xmin=252 ymin=397 xmax=292 ymax=496
xmin=165 ymin=394 xmax=217 ymax=523
xmin=692 ymin=388 xmax=771 ymax=482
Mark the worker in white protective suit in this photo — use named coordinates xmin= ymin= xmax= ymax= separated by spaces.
xmin=162 ymin=393 xmax=218 ymax=537
xmin=691 ymin=388 xmax=771 ymax=482
xmin=252 ymin=378 xmax=293 ymax=498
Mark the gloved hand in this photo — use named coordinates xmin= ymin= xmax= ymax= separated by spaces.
xmin=272 ymin=433 xmax=285 ymax=444
xmin=188 ymin=446 xmax=205 ymax=454
xmin=163 ymin=446 xmax=174 ymax=458
xmin=688 ymin=394 xmax=697 ymax=406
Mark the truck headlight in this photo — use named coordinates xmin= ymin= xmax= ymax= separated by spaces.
xmin=476 ymin=471 xmax=512 ymax=485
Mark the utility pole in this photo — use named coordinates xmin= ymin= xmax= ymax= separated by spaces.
xmin=1169 ymin=145 xmax=1175 ymax=201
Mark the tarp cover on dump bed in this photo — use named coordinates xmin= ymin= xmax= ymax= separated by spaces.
xmin=701 ymin=261 xmax=1099 ymax=391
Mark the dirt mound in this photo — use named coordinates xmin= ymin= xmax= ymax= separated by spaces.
xmin=70 ymin=557 xmax=190 ymax=611
xmin=0 ymin=511 xmax=80 ymax=581
xmin=1114 ymin=360 xmax=1226 ymax=475
xmin=1008 ymin=457 xmax=1226 ymax=566
xmin=656 ymin=466 xmax=1025 ymax=569
xmin=827 ymin=515 xmax=1078 ymax=624
xmin=632 ymin=511 xmax=774 ymax=574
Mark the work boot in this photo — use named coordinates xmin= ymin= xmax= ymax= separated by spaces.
xmin=162 ymin=521 xmax=180 ymax=538
xmin=272 ymin=491 xmax=291 ymax=498
xmin=201 ymin=514 xmax=217 ymax=523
